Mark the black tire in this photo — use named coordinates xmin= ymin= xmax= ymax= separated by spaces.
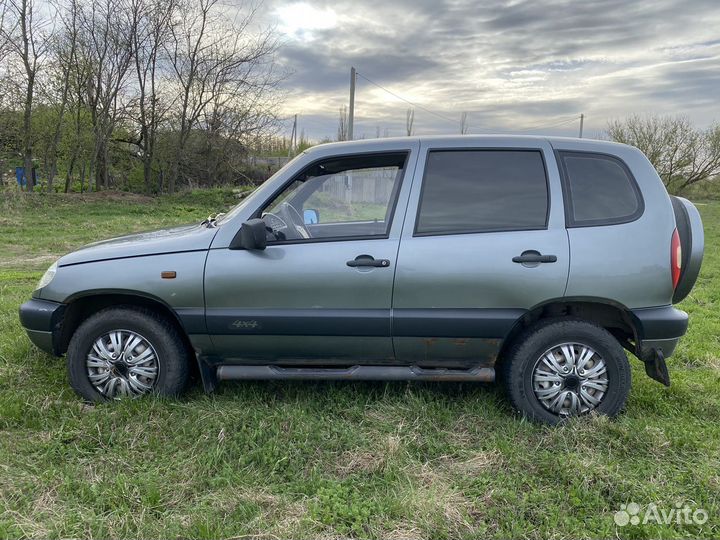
xmin=67 ymin=306 xmax=190 ymax=402
xmin=501 ymin=318 xmax=631 ymax=425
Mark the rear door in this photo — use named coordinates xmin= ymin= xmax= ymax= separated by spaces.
xmin=392 ymin=139 xmax=569 ymax=367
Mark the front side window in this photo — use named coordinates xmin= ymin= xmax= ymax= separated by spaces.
xmin=260 ymin=153 xmax=407 ymax=242
xmin=558 ymin=151 xmax=643 ymax=226
xmin=415 ymin=149 xmax=549 ymax=235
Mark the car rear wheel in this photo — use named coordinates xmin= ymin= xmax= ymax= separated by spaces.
xmin=67 ymin=307 xmax=189 ymax=402
xmin=502 ymin=318 xmax=631 ymax=424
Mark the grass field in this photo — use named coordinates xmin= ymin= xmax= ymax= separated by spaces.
xmin=1 ymin=190 xmax=719 ymax=539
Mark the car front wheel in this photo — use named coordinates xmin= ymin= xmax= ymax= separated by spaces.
xmin=66 ymin=306 xmax=189 ymax=402
xmin=502 ymin=318 xmax=631 ymax=424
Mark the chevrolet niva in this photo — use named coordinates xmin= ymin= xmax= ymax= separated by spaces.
xmin=20 ymin=136 xmax=704 ymax=424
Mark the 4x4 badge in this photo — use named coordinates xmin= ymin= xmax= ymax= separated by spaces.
xmin=231 ymin=319 xmax=260 ymax=330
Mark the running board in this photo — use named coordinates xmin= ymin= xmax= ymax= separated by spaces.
xmin=216 ymin=364 xmax=495 ymax=382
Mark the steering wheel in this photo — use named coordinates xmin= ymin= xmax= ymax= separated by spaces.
xmin=261 ymin=212 xmax=288 ymax=237
xmin=279 ymin=202 xmax=312 ymax=239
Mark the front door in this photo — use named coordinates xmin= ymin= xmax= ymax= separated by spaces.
xmin=204 ymin=148 xmax=418 ymax=365
xmin=392 ymin=140 xmax=570 ymax=368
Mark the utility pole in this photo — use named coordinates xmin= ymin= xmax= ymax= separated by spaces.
xmin=460 ymin=112 xmax=469 ymax=134
xmin=348 ymin=66 xmax=356 ymax=141
xmin=406 ymin=108 xmax=414 ymax=136
xmin=579 ymin=113 xmax=584 ymax=138
xmin=287 ymin=114 xmax=297 ymax=157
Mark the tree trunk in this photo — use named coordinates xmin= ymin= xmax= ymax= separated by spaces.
xmin=140 ymin=125 xmax=152 ymax=194
xmin=66 ymin=100 xmax=83 ymax=194
xmin=65 ymin=152 xmax=77 ymax=193
xmin=169 ymin=140 xmax=183 ymax=195
xmin=22 ymin=74 xmax=35 ymax=191
xmin=143 ymin=156 xmax=152 ymax=194
xmin=103 ymin=143 xmax=110 ymax=189
xmin=47 ymin=102 xmax=68 ymax=192
xmin=80 ymin=161 xmax=86 ymax=193
xmin=94 ymin=138 xmax=106 ymax=191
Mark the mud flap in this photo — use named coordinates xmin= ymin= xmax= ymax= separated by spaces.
xmin=644 ymin=349 xmax=671 ymax=387
xmin=196 ymin=354 xmax=219 ymax=393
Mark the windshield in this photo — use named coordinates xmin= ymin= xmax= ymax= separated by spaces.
xmin=215 ymin=152 xmax=307 ymax=225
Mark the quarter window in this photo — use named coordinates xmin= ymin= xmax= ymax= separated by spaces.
xmin=415 ymin=150 xmax=549 ymax=235
xmin=558 ymin=151 xmax=642 ymax=226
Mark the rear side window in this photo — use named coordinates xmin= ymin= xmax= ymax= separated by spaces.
xmin=558 ymin=151 xmax=643 ymax=227
xmin=415 ymin=150 xmax=549 ymax=235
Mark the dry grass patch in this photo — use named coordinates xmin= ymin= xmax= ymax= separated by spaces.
xmin=402 ymin=464 xmax=486 ymax=539
xmin=333 ymin=434 xmax=405 ymax=478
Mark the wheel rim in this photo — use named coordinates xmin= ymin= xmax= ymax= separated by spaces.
xmin=86 ymin=330 xmax=159 ymax=398
xmin=532 ymin=342 xmax=608 ymax=416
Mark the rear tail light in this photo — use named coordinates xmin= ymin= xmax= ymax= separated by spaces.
xmin=671 ymin=228 xmax=682 ymax=290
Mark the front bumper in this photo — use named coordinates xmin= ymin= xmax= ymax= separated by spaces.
xmin=19 ymin=298 xmax=66 ymax=356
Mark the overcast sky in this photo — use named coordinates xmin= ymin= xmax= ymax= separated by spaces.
xmin=258 ymin=0 xmax=720 ymax=141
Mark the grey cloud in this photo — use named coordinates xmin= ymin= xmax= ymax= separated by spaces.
xmin=279 ymin=43 xmax=441 ymax=93
xmin=261 ymin=0 xmax=720 ymax=139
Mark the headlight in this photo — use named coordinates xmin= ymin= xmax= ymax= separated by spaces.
xmin=37 ymin=262 xmax=58 ymax=290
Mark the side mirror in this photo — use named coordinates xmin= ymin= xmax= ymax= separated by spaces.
xmin=229 ymin=218 xmax=268 ymax=250
xmin=303 ymin=208 xmax=320 ymax=224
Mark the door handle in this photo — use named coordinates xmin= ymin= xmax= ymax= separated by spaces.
xmin=512 ymin=251 xmax=557 ymax=264
xmin=347 ymin=255 xmax=391 ymax=268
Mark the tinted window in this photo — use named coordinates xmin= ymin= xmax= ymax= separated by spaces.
xmin=415 ymin=150 xmax=548 ymax=235
xmin=560 ymin=152 xmax=642 ymax=226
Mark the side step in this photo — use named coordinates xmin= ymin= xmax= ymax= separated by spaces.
xmin=216 ymin=364 xmax=495 ymax=382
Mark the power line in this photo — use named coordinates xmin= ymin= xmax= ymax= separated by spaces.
xmin=355 ymin=71 xmax=459 ymax=126
xmin=517 ymin=115 xmax=580 ymax=131
xmin=504 ymin=115 xmax=581 ymax=133
xmin=355 ymin=70 xmax=587 ymax=135
xmin=354 ymin=71 xmax=584 ymax=134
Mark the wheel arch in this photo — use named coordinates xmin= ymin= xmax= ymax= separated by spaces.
xmin=499 ymin=297 xmax=640 ymax=361
xmin=58 ymin=290 xmax=194 ymax=359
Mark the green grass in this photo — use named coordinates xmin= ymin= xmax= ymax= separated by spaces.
xmin=304 ymin=191 xmax=389 ymax=222
xmin=1 ymin=190 xmax=719 ymax=539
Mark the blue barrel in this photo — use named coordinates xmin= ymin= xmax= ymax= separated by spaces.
xmin=15 ymin=166 xmax=37 ymax=187
xmin=15 ymin=166 xmax=26 ymax=187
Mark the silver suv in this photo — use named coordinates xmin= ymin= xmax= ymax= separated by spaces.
xmin=19 ymin=136 xmax=704 ymax=424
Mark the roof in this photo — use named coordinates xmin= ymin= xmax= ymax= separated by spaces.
xmin=304 ymin=134 xmax=634 ymax=155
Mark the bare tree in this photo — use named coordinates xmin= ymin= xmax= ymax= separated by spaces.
xmin=608 ymin=115 xmax=720 ymax=192
xmin=0 ymin=0 xmax=12 ymax=61
xmin=40 ymin=0 xmax=82 ymax=191
xmin=165 ymin=0 xmax=277 ymax=193
xmin=1 ymin=0 xmax=52 ymax=191
xmin=677 ymin=124 xmax=720 ymax=192
xmin=130 ymin=0 xmax=175 ymax=193
xmin=337 ymin=104 xmax=347 ymax=141
xmin=198 ymin=54 xmax=281 ymax=185
xmin=61 ymin=0 xmax=93 ymax=193
xmin=406 ymin=108 xmax=414 ymax=136
xmin=78 ymin=0 xmax=137 ymax=190
xmin=1 ymin=0 xmax=282 ymax=194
